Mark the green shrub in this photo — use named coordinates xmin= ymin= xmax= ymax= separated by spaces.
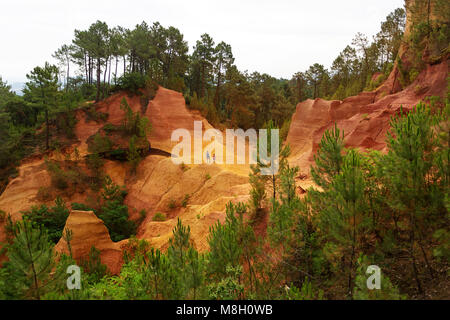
xmin=98 ymin=200 xmax=136 ymax=242
xmin=84 ymin=105 xmax=108 ymax=123
xmin=45 ymin=158 xmax=88 ymax=192
xmin=143 ymin=79 xmax=159 ymax=102
xmin=85 ymin=153 xmax=105 ymax=190
xmin=21 ymin=197 xmax=70 ymax=244
xmin=184 ymin=94 xmax=191 ymax=106
xmin=152 ymin=212 xmax=166 ymax=222
xmin=207 ymin=265 xmax=244 ymax=300
xmin=46 ymin=160 xmax=69 ymax=190
xmin=168 ymin=199 xmax=176 ymax=210
xmin=127 ymin=135 xmax=141 ymax=174
xmin=181 ymin=194 xmax=190 ymax=208
xmin=101 ymin=176 xmax=127 ymax=203
xmin=408 ymin=68 xmax=419 ymax=83
xmin=87 ymin=133 xmax=114 ymax=154
xmin=366 ymin=74 xmax=386 ymax=91
xmin=280 ymin=119 xmax=291 ymax=142
xmin=180 ymin=162 xmax=189 ymax=172
xmin=55 ymin=110 xmax=78 ymax=139
xmin=96 ymin=177 xmax=135 ymax=242
xmin=102 ymin=123 xmax=120 ymax=135
xmin=37 ymin=186 xmax=52 ymax=202
xmin=138 ymin=209 xmax=147 ymax=221
xmin=120 ymin=98 xmax=151 ymax=138
xmin=353 ymin=255 xmax=406 ymax=300
xmin=115 ymin=72 xmax=146 ymax=95
xmin=71 ymin=202 xmax=93 ymax=211
xmin=286 ymin=278 xmax=324 ymax=300
xmin=80 ymin=246 xmax=108 ymax=284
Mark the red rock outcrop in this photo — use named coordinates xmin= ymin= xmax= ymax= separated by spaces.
xmin=54 ymin=210 xmax=124 ymax=274
xmin=287 ymin=59 xmax=449 ymax=171
xmin=144 ymin=87 xmax=212 ymax=152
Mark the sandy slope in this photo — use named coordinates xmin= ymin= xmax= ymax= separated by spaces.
xmin=0 ymin=86 xmax=252 ymax=271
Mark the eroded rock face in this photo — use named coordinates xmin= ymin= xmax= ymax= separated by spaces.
xmin=54 ymin=210 xmax=124 ymax=274
xmin=1 ymin=50 xmax=446 ymax=273
xmin=0 ymin=160 xmax=51 ymax=221
xmin=145 ymin=86 xmax=213 ymax=152
xmin=286 ymin=59 xmax=449 ymax=172
xmin=0 ymin=86 xmax=252 ymax=266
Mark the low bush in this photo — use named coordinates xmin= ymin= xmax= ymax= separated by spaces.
xmin=114 ymin=72 xmax=146 ymax=95
xmin=80 ymin=246 xmax=108 ymax=284
xmin=21 ymin=197 xmax=70 ymax=244
xmin=45 ymin=158 xmax=89 ymax=194
xmin=152 ymin=212 xmax=166 ymax=222
xmin=37 ymin=186 xmax=53 ymax=202
xmin=83 ymin=105 xmax=109 ymax=123
xmin=168 ymin=199 xmax=176 ymax=210
xmin=98 ymin=199 xmax=136 ymax=242
xmin=87 ymin=133 xmax=114 ymax=154
xmin=181 ymin=194 xmax=190 ymax=208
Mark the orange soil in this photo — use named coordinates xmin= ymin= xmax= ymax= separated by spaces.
xmin=0 ymin=54 xmax=447 ymax=273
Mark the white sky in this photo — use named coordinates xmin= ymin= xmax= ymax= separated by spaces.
xmin=0 ymin=0 xmax=404 ymax=83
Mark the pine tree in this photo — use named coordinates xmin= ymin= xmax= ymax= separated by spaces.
xmin=192 ymin=33 xmax=216 ymax=98
xmin=207 ymin=203 xmax=243 ymax=278
xmin=168 ymin=218 xmax=192 ymax=268
xmin=23 ymin=62 xmax=60 ymax=150
xmin=127 ymin=135 xmax=141 ymax=174
xmin=249 ymin=163 xmax=267 ymax=213
xmin=310 ymin=124 xmax=344 ymax=190
xmin=380 ymin=103 xmax=446 ymax=293
xmin=6 ymin=220 xmax=55 ymax=299
xmin=186 ymin=248 xmax=205 ymax=299
xmin=327 ymin=149 xmax=367 ymax=297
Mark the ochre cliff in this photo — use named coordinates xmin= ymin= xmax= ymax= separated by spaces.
xmin=287 ymin=59 xmax=448 ymax=172
xmin=0 ymin=86 xmax=251 ymax=272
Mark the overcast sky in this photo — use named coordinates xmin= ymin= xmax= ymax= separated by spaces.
xmin=0 ymin=0 xmax=404 ymax=83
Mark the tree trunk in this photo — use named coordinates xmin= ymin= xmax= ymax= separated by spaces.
xmin=314 ymin=82 xmax=317 ymax=99
xmin=103 ymin=56 xmax=109 ymax=99
xmin=417 ymin=229 xmax=435 ymax=279
xmin=201 ymin=64 xmax=205 ymax=98
xmin=272 ymin=174 xmax=276 ymax=199
xmin=115 ymin=56 xmax=119 ymax=84
xmin=66 ymin=61 xmax=70 ymax=92
xmin=348 ymin=204 xmax=357 ymax=299
xmin=88 ymin=56 xmax=92 ymax=85
xmin=84 ymin=52 xmax=88 ymax=83
xmin=96 ymin=58 xmax=101 ymax=102
xmin=24 ymin=225 xmax=41 ymax=300
xmin=45 ymin=109 xmax=49 ymax=150
xmin=410 ymin=215 xmax=423 ymax=294
xmin=108 ymin=57 xmax=112 ymax=88
xmin=90 ymin=56 xmax=94 ymax=85
xmin=214 ymin=70 xmax=222 ymax=108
